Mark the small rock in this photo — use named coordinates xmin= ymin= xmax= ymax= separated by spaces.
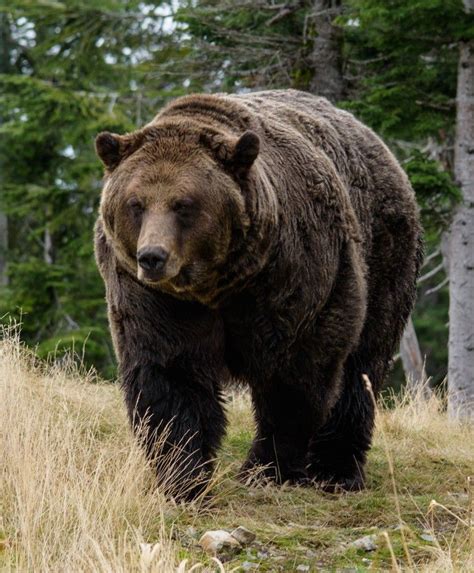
xmin=199 ymin=530 xmax=241 ymax=556
xmin=420 ymin=533 xmax=436 ymax=543
xmin=349 ymin=534 xmax=378 ymax=551
xmin=241 ymin=562 xmax=259 ymax=571
xmin=392 ymin=524 xmax=411 ymax=533
xmin=296 ymin=565 xmax=310 ymax=572
xmin=231 ymin=525 xmax=257 ymax=545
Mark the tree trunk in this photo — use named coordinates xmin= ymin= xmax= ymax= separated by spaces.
xmin=400 ymin=316 xmax=429 ymax=397
xmin=309 ymin=0 xmax=344 ymax=102
xmin=44 ymin=225 xmax=53 ymax=266
xmin=448 ymin=2 xmax=474 ymax=420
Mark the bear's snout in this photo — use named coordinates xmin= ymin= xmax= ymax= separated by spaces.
xmin=137 ymin=246 xmax=169 ymax=279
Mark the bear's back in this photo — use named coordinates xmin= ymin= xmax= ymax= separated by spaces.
xmin=227 ymin=90 xmax=405 ymax=194
xmin=228 ymin=89 xmax=417 ymax=248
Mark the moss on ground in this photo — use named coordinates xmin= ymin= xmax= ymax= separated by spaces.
xmin=163 ymin=393 xmax=473 ymax=572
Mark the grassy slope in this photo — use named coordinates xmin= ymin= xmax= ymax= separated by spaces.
xmin=1 ymin=330 xmax=472 ymax=572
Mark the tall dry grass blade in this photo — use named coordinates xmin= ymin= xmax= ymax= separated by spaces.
xmin=363 ymin=374 xmax=415 ymax=571
xmin=382 ymin=531 xmax=402 ymax=573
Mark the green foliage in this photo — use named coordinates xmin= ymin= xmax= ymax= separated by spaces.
xmin=402 ymin=153 xmax=455 ymax=386
xmin=342 ymin=0 xmax=471 ymax=140
xmin=404 ymin=151 xmax=460 ymax=237
xmin=414 ymin=286 xmax=449 ymax=384
xmin=175 ymin=0 xmax=313 ymax=91
xmin=338 ymin=0 xmax=473 ymax=386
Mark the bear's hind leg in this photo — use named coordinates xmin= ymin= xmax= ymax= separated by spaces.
xmin=307 ymin=208 xmax=423 ymax=491
xmin=305 ymin=353 xmax=375 ymax=492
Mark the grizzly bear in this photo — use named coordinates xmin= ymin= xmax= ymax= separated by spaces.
xmin=94 ymin=90 xmax=423 ymax=499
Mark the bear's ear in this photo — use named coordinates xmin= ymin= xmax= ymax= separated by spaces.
xmin=95 ymin=131 xmax=145 ymax=171
xmin=231 ymin=131 xmax=260 ymax=174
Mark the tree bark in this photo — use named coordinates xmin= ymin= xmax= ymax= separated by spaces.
xmin=309 ymin=0 xmax=344 ymax=102
xmin=448 ymin=1 xmax=474 ymax=420
xmin=44 ymin=226 xmax=53 ymax=266
xmin=400 ymin=316 xmax=429 ymax=397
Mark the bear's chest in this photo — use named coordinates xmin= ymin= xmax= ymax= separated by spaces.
xmin=222 ymin=287 xmax=310 ymax=382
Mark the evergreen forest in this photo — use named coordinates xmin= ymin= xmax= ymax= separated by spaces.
xmin=1 ymin=0 xmax=473 ymax=405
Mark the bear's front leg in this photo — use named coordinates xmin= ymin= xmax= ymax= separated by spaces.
xmin=97 ymin=249 xmax=228 ymax=500
xmin=122 ymin=359 xmax=227 ymax=501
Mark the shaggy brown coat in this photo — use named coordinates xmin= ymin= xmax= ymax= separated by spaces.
xmin=95 ymin=90 xmax=423 ymax=498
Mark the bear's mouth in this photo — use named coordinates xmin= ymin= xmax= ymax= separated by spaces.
xmin=139 ymin=267 xmax=167 ymax=283
xmin=137 ymin=261 xmax=187 ymax=288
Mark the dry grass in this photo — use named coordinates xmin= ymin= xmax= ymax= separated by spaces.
xmin=1 ymin=326 xmax=473 ymax=572
xmin=0 ymin=327 xmax=183 ymax=572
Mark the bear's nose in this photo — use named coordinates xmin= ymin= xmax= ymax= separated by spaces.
xmin=137 ymin=246 xmax=169 ymax=271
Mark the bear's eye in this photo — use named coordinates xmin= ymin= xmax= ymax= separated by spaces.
xmin=127 ymin=198 xmax=144 ymax=216
xmin=172 ymin=198 xmax=197 ymax=221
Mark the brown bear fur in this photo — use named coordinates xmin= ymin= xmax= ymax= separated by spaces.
xmin=94 ymin=90 xmax=423 ymax=498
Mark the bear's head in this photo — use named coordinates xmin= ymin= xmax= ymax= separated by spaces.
xmin=96 ymin=125 xmax=260 ymax=302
